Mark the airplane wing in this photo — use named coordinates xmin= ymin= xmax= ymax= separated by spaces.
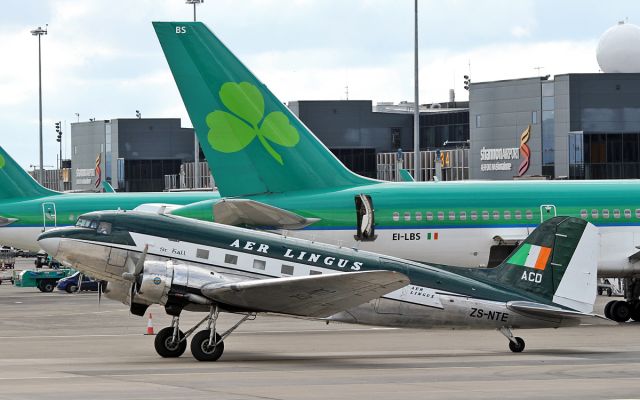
xmin=201 ymin=270 xmax=409 ymax=318
xmin=506 ymin=301 xmax=615 ymax=325
xmin=213 ymin=198 xmax=320 ymax=230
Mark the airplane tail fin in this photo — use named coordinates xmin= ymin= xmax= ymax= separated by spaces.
xmin=487 ymin=217 xmax=598 ymax=313
xmin=153 ymin=22 xmax=376 ymax=197
xmin=0 ymin=146 xmax=57 ymax=200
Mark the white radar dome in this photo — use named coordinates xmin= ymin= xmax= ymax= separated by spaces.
xmin=596 ymin=21 xmax=640 ymax=73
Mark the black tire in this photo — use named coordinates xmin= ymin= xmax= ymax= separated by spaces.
xmin=508 ymin=337 xmax=525 ymax=353
xmin=40 ymin=281 xmax=55 ymax=293
xmin=607 ymin=288 xmax=612 ymax=297
xmin=65 ymin=285 xmax=77 ymax=293
xmin=190 ymin=330 xmax=224 ymax=362
xmin=597 ymin=288 xmax=603 ymax=296
xmin=604 ymin=300 xmax=615 ymax=320
xmin=154 ymin=327 xmax=187 ymax=358
xmin=611 ymin=301 xmax=631 ymax=322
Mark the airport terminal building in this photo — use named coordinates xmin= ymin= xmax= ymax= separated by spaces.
xmin=470 ymin=73 xmax=640 ymax=180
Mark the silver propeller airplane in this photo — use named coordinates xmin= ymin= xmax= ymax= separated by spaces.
xmin=38 ymin=211 xmax=605 ymax=361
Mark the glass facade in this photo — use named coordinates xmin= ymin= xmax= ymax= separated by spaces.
xmin=104 ymin=123 xmax=112 ymax=183
xmin=123 ymin=159 xmax=182 ymax=192
xmin=420 ymin=111 xmax=469 ymax=149
xmin=570 ymin=132 xmax=640 ymax=179
xmin=330 ymin=148 xmax=377 ymax=178
xmin=541 ymin=82 xmax=555 ymax=177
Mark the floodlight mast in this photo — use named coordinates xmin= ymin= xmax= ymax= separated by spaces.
xmin=413 ymin=1 xmax=420 ymax=181
xmin=31 ymin=25 xmax=48 ymax=183
xmin=185 ymin=0 xmax=204 ymax=188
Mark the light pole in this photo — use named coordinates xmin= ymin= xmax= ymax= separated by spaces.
xmin=55 ymin=121 xmax=62 ymax=191
xmin=186 ymin=0 xmax=204 ymax=188
xmin=31 ymin=25 xmax=48 ymax=183
xmin=413 ymin=1 xmax=420 ymax=181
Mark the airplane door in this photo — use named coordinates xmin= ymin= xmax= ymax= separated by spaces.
xmin=355 ymin=194 xmax=377 ymax=241
xmin=540 ymin=204 xmax=556 ymax=222
xmin=42 ymin=202 xmax=57 ymax=231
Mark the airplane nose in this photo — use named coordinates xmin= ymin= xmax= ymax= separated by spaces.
xmin=38 ymin=237 xmax=60 ymax=258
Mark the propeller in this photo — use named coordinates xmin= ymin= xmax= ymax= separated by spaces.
xmin=122 ymin=244 xmax=149 ymax=314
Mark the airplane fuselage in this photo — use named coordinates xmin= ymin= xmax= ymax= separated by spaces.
xmin=38 ymin=211 xmax=587 ymax=331
xmin=171 ymin=179 xmax=640 ymax=278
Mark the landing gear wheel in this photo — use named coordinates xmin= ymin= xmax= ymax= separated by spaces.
xmin=154 ymin=327 xmax=187 ymax=358
xmin=604 ymin=300 xmax=615 ymax=320
xmin=508 ymin=337 xmax=525 ymax=353
xmin=611 ymin=301 xmax=631 ymax=322
xmin=191 ymin=330 xmax=224 ymax=361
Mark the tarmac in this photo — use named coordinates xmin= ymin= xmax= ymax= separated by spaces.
xmin=0 ymin=262 xmax=639 ymax=399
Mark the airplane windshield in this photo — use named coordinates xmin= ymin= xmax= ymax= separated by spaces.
xmin=76 ymin=218 xmax=98 ymax=229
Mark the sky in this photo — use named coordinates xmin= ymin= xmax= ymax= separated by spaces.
xmin=1 ymin=0 xmax=639 ymax=169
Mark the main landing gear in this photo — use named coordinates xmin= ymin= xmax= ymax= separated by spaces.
xmin=499 ymin=327 xmax=525 ymax=353
xmin=604 ymin=277 xmax=640 ymax=323
xmin=153 ymin=306 xmax=255 ymax=361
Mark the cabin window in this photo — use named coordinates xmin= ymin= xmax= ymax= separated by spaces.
xmin=602 ymin=209 xmax=610 ymax=219
xmin=614 ymin=209 xmax=621 ymax=219
xmin=97 ymin=222 xmax=112 ymax=235
xmin=281 ymin=264 xmax=294 ymax=275
xmin=437 ymin=211 xmax=444 ymax=221
xmin=515 ymin=210 xmax=522 ymax=220
xmin=591 ymin=209 xmax=599 ymax=219
xmin=448 ymin=211 xmax=455 ymax=221
xmin=504 ymin=211 xmax=511 ymax=220
xmin=459 ymin=211 xmax=467 ymax=221
xmin=392 ymin=212 xmax=399 ymax=222
xmin=415 ymin=212 xmax=423 ymax=221
xmin=526 ymin=210 xmax=533 ymax=220
xmin=426 ymin=212 xmax=433 ymax=221
xmin=625 ymin=209 xmax=632 ymax=219
xmin=580 ymin=209 xmax=588 ymax=219
xmin=196 ymin=249 xmax=209 ymax=259
xmin=482 ymin=211 xmax=489 ymax=220
xmin=309 ymin=270 xmax=322 ymax=275
xmin=470 ymin=211 xmax=478 ymax=220
xmin=90 ymin=220 xmax=98 ymax=229
xmin=253 ymin=259 xmax=266 ymax=270
xmin=492 ymin=211 xmax=500 ymax=220
xmin=404 ymin=212 xmax=411 ymax=221
xmin=224 ymin=254 xmax=238 ymax=265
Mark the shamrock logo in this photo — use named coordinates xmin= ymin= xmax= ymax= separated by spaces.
xmin=0 ymin=154 xmax=5 ymax=169
xmin=206 ymin=82 xmax=300 ymax=165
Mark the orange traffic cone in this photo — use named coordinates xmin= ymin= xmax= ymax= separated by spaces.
xmin=145 ymin=313 xmax=155 ymax=335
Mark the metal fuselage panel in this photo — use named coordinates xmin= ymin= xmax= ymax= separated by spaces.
xmin=45 ymin=215 xmax=572 ymax=331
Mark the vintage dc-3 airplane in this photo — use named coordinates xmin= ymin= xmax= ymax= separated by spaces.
xmin=39 ymin=210 xmax=603 ymax=361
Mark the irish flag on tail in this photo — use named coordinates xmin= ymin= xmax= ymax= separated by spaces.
xmin=507 ymin=243 xmax=552 ymax=270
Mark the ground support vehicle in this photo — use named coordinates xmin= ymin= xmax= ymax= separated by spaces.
xmin=14 ymin=269 xmax=74 ymax=292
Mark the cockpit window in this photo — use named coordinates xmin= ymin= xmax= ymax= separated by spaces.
xmin=97 ymin=222 xmax=112 ymax=235
xmin=75 ymin=218 xmax=100 ymax=230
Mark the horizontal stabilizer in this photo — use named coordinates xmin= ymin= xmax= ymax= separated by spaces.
xmin=507 ymin=301 xmax=615 ymax=325
xmin=214 ymin=198 xmax=319 ymax=229
xmin=201 ymin=270 xmax=409 ymax=318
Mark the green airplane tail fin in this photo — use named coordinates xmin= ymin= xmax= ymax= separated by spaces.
xmin=0 ymin=146 xmax=57 ymax=200
xmin=489 ymin=217 xmax=598 ymax=313
xmin=153 ymin=22 xmax=376 ymax=198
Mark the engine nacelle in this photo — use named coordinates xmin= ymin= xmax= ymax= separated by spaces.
xmin=131 ymin=260 xmax=231 ymax=306
xmin=134 ymin=260 xmax=173 ymax=306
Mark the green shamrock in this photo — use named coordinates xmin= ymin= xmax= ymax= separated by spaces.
xmin=206 ymin=82 xmax=300 ymax=165
xmin=0 ymin=154 xmax=5 ymax=169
